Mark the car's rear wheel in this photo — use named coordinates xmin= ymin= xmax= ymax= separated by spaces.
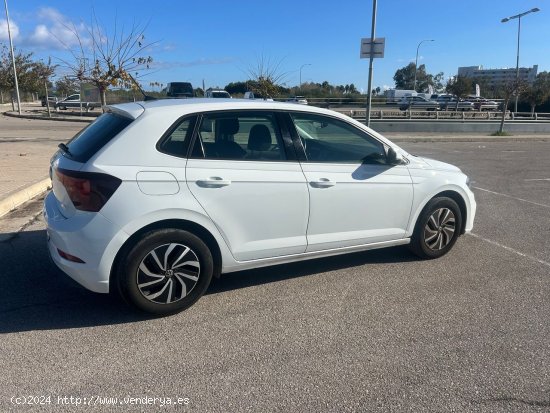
xmin=116 ymin=229 xmax=213 ymax=315
xmin=409 ymin=197 xmax=462 ymax=259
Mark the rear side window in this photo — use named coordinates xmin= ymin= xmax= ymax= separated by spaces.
xmin=66 ymin=113 xmax=132 ymax=162
xmin=157 ymin=116 xmax=197 ymax=157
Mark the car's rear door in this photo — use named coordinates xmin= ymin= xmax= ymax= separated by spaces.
xmin=185 ymin=110 xmax=309 ymax=261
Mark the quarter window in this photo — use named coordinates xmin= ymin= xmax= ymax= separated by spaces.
xmin=157 ymin=116 xmax=197 ymax=157
xmin=290 ymin=113 xmax=387 ymax=164
xmin=191 ymin=112 xmax=286 ymax=161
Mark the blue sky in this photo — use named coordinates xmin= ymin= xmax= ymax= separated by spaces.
xmin=1 ymin=0 xmax=548 ymax=92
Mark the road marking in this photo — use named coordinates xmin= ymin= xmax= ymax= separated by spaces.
xmin=468 ymin=233 xmax=550 ymax=269
xmin=524 ymin=178 xmax=550 ymax=182
xmin=473 ymin=186 xmax=550 ymax=209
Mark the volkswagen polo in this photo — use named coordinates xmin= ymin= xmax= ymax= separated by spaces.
xmin=45 ymin=99 xmax=476 ymax=315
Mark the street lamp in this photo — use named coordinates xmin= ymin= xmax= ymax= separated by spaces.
xmin=501 ymin=7 xmax=540 ymax=112
xmin=413 ymin=39 xmax=434 ymax=92
xmin=299 ymin=63 xmax=311 ymax=91
xmin=3 ymin=0 xmax=21 ymax=114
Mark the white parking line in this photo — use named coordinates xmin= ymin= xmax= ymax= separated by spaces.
xmin=524 ymin=178 xmax=550 ymax=181
xmin=473 ymin=186 xmax=550 ymax=209
xmin=468 ymin=233 xmax=550 ymax=269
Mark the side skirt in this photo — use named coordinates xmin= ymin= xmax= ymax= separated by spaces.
xmin=222 ymin=238 xmax=411 ymax=274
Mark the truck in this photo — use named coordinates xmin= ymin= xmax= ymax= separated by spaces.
xmin=54 ymin=94 xmax=101 ymax=111
xmin=385 ymin=89 xmax=417 ymax=103
xmin=165 ymin=82 xmax=194 ymax=98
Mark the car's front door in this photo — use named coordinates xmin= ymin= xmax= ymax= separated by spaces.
xmin=287 ymin=112 xmax=414 ymax=252
xmin=185 ymin=111 xmax=309 ymax=261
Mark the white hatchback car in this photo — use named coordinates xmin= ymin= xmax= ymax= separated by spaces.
xmin=45 ymin=99 xmax=476 ymax=315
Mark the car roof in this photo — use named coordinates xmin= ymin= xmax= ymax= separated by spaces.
xmin=109 ymin=98 xmax=335 ymax=118
xmin=106 ymin=98 xmax=398 ymax=149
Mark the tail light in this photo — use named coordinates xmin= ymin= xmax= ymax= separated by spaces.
xmin=55 ymin=168 xmax=121 ymax=212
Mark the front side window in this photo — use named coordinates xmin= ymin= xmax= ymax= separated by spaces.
xmin=191 ymin=112 xmax=286 ymax=161
xmin=290 ymin=113 xmax=387 ymax=164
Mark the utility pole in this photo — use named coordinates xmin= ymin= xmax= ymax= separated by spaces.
xmin=365 ymin=0 xmax=377 ymax=127
xmin=3 ymin=0 xmax=21 ymax=114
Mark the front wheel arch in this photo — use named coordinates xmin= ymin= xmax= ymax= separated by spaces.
xmin=434 ymin=190 xmax=467 ymax=235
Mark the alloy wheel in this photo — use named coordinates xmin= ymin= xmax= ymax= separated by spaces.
xmin=423 ymin=208 xmax=456 ymax=251
xmin=136 ymin=243 xmax=200 ymax=304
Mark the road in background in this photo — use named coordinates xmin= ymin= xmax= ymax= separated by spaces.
xmin=0 ymin=141 xmax=549 ymax=411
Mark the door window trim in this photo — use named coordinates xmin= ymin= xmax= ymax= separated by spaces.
xmin=284 ymin=111 xmax=394 ymax=165
xmin=187 ymin=109 xmax=298 ymax=162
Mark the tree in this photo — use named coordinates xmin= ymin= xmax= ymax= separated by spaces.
xmin=393 ymin=62 xmax=444 ymax=92
xmin=497 ymin=79 xmax=528 ymax=133
xmin=32 ymin=58 xmax=56 ymax=116
xmin=446 ymin=76 xmax=473 ymax=111
xmin=247 ymin=55 xmax=287 ymax=98
xmin=522 ymin=72 xmax=550 ymax=114
xmin=55 ymin=76 xmax=80 ymax=97
xmin=57 ymin=15 xmax=154 ymax=109
xmin=224 ymin=81 xmax=248 ymax=95
xmin=0 ymin=44 xmax=50 ymax=105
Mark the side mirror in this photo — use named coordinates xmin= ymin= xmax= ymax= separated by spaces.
xmin=386 ymin=147 xmax=403 ymax=165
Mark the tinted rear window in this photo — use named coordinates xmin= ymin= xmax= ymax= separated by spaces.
xmin=65 ymin=113 xmax=132 ymax=162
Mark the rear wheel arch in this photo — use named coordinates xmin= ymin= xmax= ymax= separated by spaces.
xmin=110 ymin=219 xmax=222 ymax=292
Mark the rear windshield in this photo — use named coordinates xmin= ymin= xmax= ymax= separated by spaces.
xmin=65 ymin=113 xmax=132 ymax=163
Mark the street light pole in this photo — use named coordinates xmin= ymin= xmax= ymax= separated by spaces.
xmin=365 ymin=0 xmax=377 ymax=128
xmin=413 ymin=39 xmax=434 ymax=92
xmin=501 ymin=7 xmax=540 ymax=113
xmin=3 ymin=0 xmax=21 ymax=115
xmin=299 ymin=63 xmax=311 ymax=92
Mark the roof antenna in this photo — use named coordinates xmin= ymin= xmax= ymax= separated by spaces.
xmin=127 ymin=72 xmax=157 ymax=101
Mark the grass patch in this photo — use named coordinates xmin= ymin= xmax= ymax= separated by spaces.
xmin=490 ymin=131 xmax=512 ymax=136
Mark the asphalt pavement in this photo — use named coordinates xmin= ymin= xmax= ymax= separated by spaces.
xmin=0 ymin=140 xmax=549 ymax=412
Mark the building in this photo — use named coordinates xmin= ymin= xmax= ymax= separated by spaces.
xmin=457 ymin=65 xmax=538 ymax=87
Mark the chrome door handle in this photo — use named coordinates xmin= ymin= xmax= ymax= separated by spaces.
xmin=310 ymin=178 xmax=335 ymax=188
xmin=197 ymin=177 xmax=231 ymax=187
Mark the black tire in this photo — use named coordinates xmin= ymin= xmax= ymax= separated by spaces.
xmin=409 ymin=197 xmax=462 ymax=259
xmin=116 ymin=229 xmax=213 ymax=315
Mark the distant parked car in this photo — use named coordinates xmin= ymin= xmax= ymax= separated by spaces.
xmin=286 ymin=96 xmax=308 ymax=105
xmin=398 ymin=96 xmax=439 ymax=111
xmin=466 ymin=96 xmax=499 ymax=111
xmin=41 ymin=95 xmax=58 ymax=107
xmin=165 ymin=82 xmax=194 ymax=98
xmin=436 ymin=95 xmax=474 ymax=111
xmin=55 ymin=94 xmax=101 ymax=111
xmin=244 ymin=91 xmax=274 ymax=101
xmin=205 ymin=89 xmax=231 ymax=98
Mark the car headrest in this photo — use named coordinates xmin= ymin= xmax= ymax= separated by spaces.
xmin=248 ymin=125 xmax=272 ymax=151
xmin=216 ymin=118 xmax=239 ymax=138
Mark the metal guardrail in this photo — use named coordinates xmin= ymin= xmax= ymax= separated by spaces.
xmin=335 ymin=109 xmax=550 ymax=121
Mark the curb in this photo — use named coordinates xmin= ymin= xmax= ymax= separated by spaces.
xmin=3 ymin=111 xmax=93 ymax=123
xmin=0 ymin=178 xmax=51 ymax=219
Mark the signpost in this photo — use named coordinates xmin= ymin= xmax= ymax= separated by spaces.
xmin=360 ymin=0 xmax=384 ymax=127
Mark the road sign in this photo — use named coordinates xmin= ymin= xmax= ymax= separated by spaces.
xmin=360 ymin=37 xmax=385 ymax=59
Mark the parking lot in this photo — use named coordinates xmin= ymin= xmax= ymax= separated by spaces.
xmin=1 ymin=140 xmax=549 ymax=411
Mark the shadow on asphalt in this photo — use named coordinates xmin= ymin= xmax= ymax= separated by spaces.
xmin=0 ymin=229 xmax=417 ymax=333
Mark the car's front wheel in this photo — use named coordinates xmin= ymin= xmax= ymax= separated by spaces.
xmin=409 ymin=197 xmax=462 ymax=259
xmin=116 ymin=229 xmax=213 ymax=315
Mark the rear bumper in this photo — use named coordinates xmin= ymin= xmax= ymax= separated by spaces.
xmin=44 ymin=191 xmax=128 ymax=294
